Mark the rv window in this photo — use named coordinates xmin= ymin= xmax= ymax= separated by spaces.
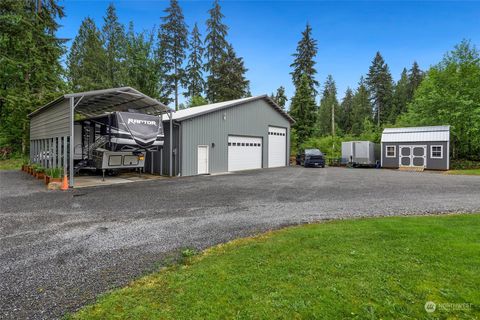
xmin=386 ymin=146 xmax=396 ymax=158
xmin=431 ymin=145 xmax=443 ymax=159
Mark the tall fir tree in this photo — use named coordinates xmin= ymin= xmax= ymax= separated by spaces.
xmin=407 ymin=61 xmax=423 ymax=101
xmin=67 ymin=17 xmax=107 ymax=91
xmin=158 ymin=0 xmax=188 ymax=110
xmin=290 ymin=74 xmax=317 ymax=148
xmin=350 ymin=77 xmax=373 ymax=135
xmin=317 ymin=75 xmax=340 ymax=136
xmin=204 ymin=0 xmax=229 ymax=102
xmin=290 ymin=23 xmax=319 ymax=95
xmin=124 ymin=22 xmax=161 ymax=99
xmin=271 ymin=86 xmax=288 ymax=109
xmin=184 ymin=23 xmax=205 ymax=101
xmin=365 ymin=52 xmax=394 ymax=126
xmin=339 ymin=87 xmax=354 ymax=133
xmin=211 ymin=44 xmax=250 ymax=101
xmin=0 ymin=0 xmax=66 ymax=154
xmin=102 ymin=3 xmax=126 ymax=87
xmin=389 ymin=68 xmax=409 ymax=123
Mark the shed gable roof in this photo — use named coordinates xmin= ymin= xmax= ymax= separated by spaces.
xmin=381 ymin=125 xmax=450 ymax=143
xmin=169 ymin=95 xmax=295 ymax=123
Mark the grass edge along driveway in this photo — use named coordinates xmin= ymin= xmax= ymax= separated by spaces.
xmin=71 ymin=214 xmax=479 ymax=319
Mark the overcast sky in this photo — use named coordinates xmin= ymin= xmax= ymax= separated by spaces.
xmin=58 ymin=0 xmax=480 ymax=106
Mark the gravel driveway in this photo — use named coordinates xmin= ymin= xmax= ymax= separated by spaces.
xmin=1 ymin=167 xmax=480 ymax=319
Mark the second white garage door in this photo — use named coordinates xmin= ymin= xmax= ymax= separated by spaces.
xmin=228 ymin=136 xmax=262 ymax=172
xmin=268 ymin=127 xmax=287 ymax=167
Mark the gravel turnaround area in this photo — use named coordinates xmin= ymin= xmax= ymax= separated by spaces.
xmin=1 ymin=167 xmax=480 ymax=319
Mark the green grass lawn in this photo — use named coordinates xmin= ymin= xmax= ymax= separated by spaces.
xmin=447 ymin=169 xmax=480 ymax=175
xmin=71 ymin=214 xmax=480 ymax=320
xmin=0 ymin=158 xmax=25 ymax=170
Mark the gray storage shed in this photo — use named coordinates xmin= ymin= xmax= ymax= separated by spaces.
xmin=381 ymin=126 xmax=450 ymax=170
xmin=28 ymin=87 xmax=171 ymax=187
xmin=147 ymin=95 xmax=294 ymax=176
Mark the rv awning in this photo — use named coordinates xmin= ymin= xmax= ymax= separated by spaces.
xmin=29 ymin=87 xmax=171 ymax=118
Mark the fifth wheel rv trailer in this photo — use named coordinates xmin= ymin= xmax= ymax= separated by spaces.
xmin=74 ymin=111 xmax=163 ymax=177
xmin=341 ymin=141 xmax=380 ymax=167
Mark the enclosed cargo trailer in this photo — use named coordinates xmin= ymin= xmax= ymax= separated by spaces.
xmin=341 ymin=141 xmax=380 ymax=167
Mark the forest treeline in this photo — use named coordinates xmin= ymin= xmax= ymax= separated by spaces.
xmin=1 ymin=0 xmax=479 ymax=160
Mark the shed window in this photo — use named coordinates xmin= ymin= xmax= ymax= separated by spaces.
xmin=431 ymin=145 xmax=443 ymax=159
xmin=386 ymin=146 xmax=396 ymax=158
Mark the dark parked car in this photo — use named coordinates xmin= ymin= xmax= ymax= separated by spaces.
xmin=296 ymin=149 xmax=325 ymax=167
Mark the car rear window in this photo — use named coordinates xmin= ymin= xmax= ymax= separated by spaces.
xmin=305 ymin=149 xmax=323 ymax=156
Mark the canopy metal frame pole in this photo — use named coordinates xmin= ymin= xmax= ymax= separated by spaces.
xmin=169 ymin=110 xmax=173 ymax=177
xmin=69 ymin=96 xmax=84 ymax=187
xmin=69 ymin=97 xmax=75 ymax=187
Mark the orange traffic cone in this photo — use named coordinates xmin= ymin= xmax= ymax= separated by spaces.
xmin=61 ymin=175 xmax=69 ymax=190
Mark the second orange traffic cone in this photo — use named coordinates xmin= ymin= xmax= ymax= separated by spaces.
xmin=61 ymin=175 xmax=69 ymax=190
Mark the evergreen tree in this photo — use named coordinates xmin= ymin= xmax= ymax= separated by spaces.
xmin=399 ymin=40 xmax=480 ymax=159
xmin=339 ymin=87 xmax=354 ymax=133
xmin=366 ymin=52 xmax=394 ymax=126
xmin=317 ymin=75 xmax=340 ymax=136
xmin=389 ymin=68 xmax=409 ymax=123
xmin=0 ymin=0 xmax=66 ymax=154
xmin=211 ymin=44 xmax=250 ymax=101
xmin=204 ymin=0 xmax=229 ymax=102
xmin=290 ymin=74 xmax=317 ymax=148
xmin=102 ymin=3 xmax=126 ymax=87
xmin=407 ymin=61 xmax=423 ymax=101
xmin=271 ymin=86 xmax=288 ymax=109
xmin=158 ymin=0 xmax=188 ymax=110
xmin=67 ymin=17 xmax=107 ymax=91
xmin=290 ymin=23 xmax=319 ymax=95
xmin=184 ymin=23 xmax=205 ymax=100
xmin=188 ymin=95 xmax=208 ymax=107
xmin=124 ymin=22 xmax=161 ymax=99
xmin=350 ymin=77 xmax=373 ymax=135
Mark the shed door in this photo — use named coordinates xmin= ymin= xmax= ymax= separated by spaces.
xmin=268 ymin=127 xmax=287 ymax=168
xmin=197 ymin=145 xmax=209 ymax=174
xmin=399 ymin=145 xmax=426 ymax=167
xmin=228 ymin=136 xmax=262 ymax=172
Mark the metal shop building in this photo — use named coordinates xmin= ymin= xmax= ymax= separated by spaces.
xmin=149 ymin=95 xmax=294 ymax=176
xmin=28 ymin=88 xmax=293 ymax=187
xmin=381 ymin=126 xmax=450 ymax=170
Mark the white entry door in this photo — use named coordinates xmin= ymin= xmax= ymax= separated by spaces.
xmin=268 ymin=127 xmax=287 ymax=168
xmin=197 ymin=145 xmax=209 ymax=174
xmin=228 ymin=136 xmax=262 ymax=172
xmin=399 ymin=145 xmax=426 ymax=167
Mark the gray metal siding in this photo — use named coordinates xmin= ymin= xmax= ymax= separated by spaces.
xmin=30 ymin=99 xmax=71 ymax=140
xmin=180 ymin=99 xmax=291 ymax=176
xmin=146 ymin=123 xmax=180 ymax=176
xmin=381 ymin=141 xmax=449 ymax=170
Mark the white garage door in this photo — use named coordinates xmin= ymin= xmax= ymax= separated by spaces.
xmin=228 ymin=136 xmax=262 ymax=172
xmin=268 ymin=127 xmax=287 ymax=168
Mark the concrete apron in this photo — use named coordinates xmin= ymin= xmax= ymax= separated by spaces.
xmin=74 ymin=172 xmax=166 ymax=188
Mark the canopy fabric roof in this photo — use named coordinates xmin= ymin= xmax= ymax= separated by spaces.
xmin=381 ymin=125 xmax=450 ymax=143
xmin=29 ymin=87 xmax=170 ymax=118
xmin=168 ymin=95 xmax=295 ymax=123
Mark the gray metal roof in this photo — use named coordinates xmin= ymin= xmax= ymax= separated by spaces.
xmin=29 ymin=87 xmax=170 ymax=118
xmin=382 ymin=125 xmax=450 ymax=142
xmin=169 ymin=95 xmax=295 ymax=123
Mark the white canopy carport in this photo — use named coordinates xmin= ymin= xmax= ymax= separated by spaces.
xmin=28 ymin=87 xmax=174 ymax=187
